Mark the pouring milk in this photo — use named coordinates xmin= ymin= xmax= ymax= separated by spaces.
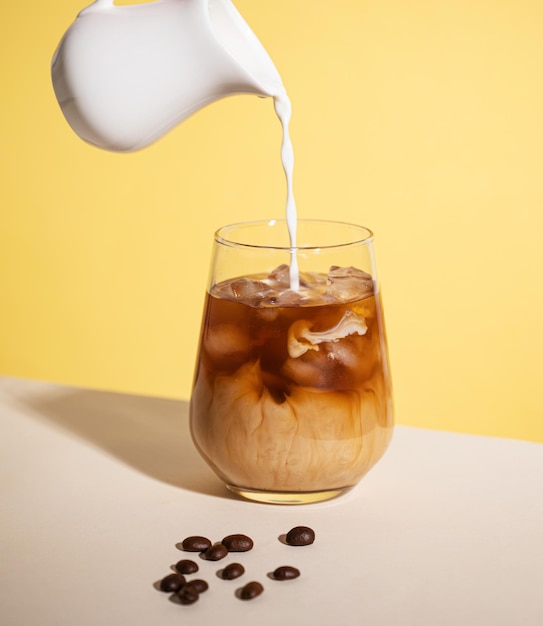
xmin=51 ymin=0 xmax=299 ymax=288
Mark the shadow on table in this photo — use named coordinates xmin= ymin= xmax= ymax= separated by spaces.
xmin=21 ymin=385 xmax=236 ymax=500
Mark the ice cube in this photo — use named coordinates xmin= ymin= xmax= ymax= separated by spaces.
xmin=272 ymin=289 xmax=305 ymax=307
xmin=324 ymin=340 xmax=360 ymax=369
xmin=228 ymin=278 xmax=272 ymax=305
xmin=267 ymin=264 xmax=291 ymax=289
xmin=268 ymin=267 xmax=321 ymax=293
xmin=203 ymin=324 xmax=250 ymax=372
xmin=326 ymin=266 xmax=374 ymax=302
xmin=262 ymin=264 xmax=309 ymax=306
xmin=282 ymin=338 xmax=364 ymax=390
xmin=283 ymin=313 xmax=374 ymax=390
xmin=282 ymin=353 xmax=334 ymax=389
xmin=287 ymin=311 xmax=368 ymax=358
xmin=256 ymin=307 xmax=280 ymax=322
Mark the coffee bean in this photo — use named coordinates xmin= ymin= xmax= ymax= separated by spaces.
xmin=222 ymin=534 xmax=254 ymax=552
xmin=285 ymin=526 xmax=315 ymax=546
xmin=222 ymin=563 xmax=245 ymax=580
xmin=240 ymin=581 xmax=264 ymax=600
xmin=273 ymin=566 xmax=300 ymax=580
xmin=159 ymin=573 xmax=186 ymax=592
xmin=186 ymin=579 xmax=208 ymax=594
xmin=203 ymin=543 xmax=229 ymax=561
xmin=181 ymin=536 xmax=212 ymax=552
xmin=177 ymin=586 xmax=199 ymax=605
xmin=175 ymin=559 xmax=199 ymax=575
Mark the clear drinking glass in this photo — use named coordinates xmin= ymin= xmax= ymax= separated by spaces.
xmin=190 ymin=219 xmax=393 ymax=504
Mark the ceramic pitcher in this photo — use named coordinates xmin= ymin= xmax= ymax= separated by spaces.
xmin=51 ymin=0 xmax=285 ymax=151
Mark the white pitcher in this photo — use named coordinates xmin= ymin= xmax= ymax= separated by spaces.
xmin=51 ymin=0 xmax=285 ymax=152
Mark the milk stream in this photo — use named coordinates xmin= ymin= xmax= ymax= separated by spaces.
xmin=273 ymin=92 xmax=300 ymax=291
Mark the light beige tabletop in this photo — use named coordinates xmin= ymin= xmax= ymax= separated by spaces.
xmin=1 ymin=376 xmax=542 ymax=626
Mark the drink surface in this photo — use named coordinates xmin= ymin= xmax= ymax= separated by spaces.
xmin=190 ymin=265 xmax=393 ymax=494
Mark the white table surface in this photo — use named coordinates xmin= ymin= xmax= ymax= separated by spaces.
xmin=1 ymin=376 xmax=542 ymax=626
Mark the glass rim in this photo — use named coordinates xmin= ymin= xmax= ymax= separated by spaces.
xmin=214 ymin=218 xmax=374 ymax=251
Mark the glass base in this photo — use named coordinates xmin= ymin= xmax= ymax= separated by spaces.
xmin=226 ymin=484 xmax=352 ymax=505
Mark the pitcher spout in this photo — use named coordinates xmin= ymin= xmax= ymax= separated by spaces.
xmin=207 ymin=0 xmax=285 ymax=98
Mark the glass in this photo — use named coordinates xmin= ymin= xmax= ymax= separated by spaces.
xmin=190 ymin=219 xmax=393 ymax=504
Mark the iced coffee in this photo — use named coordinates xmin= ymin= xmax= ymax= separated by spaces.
xmin=190 ymin=262 xmax=393 ymax=503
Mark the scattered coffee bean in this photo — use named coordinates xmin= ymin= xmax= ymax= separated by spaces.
xmin=177 ymin=586 xmax=199 ymax=605
xmin=273 ymin=566 xmax=300 ymax=580
xmin=285 ymin=526 xmax=315 ymax=546
xmin=222 ymin=534 xmax=254 ymax=552
xmin=222 ymin=563 xmax=245 ymax=580
xmin=240 ymin=581 xmax=264 ymax=600
xmin=186 ymin=579 xmax=208 ymax=594
xmin=175 ymin=559 xmax=199 ymax=575
xmin=158 ymin=526 xmax=316 ymax=606
xmin=181 ymin=536 xmax=212 ymax=552
xmin=159 ymin=573 xmax=186 ymax=592
xmin=203 ymin=543 xmax=229 ymax=561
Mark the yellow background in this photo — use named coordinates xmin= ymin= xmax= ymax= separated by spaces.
xmin=1 ymin=0 xmax=542 ymax=442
